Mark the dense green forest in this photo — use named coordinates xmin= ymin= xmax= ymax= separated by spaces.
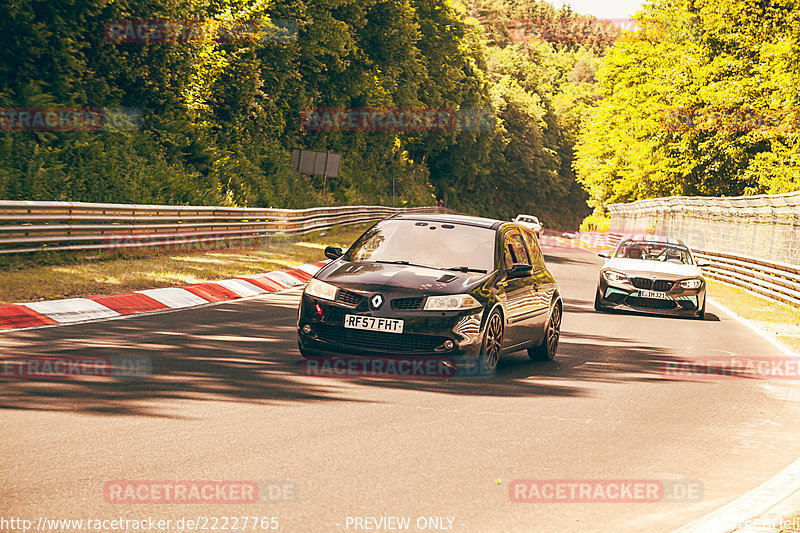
xmin=0 ymin=0 xmax=620 ymax=228
xmin=576 ymin=0 xmax=800 ymax=215
xmin=4 ymin=0 xmax=795 ymax=229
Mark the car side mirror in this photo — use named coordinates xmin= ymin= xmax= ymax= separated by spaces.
xmin=598 ymin=251 xmax=610 ymax=259
xmin=697 ymin=260 xmax=711 ymax=268
xmin=506 ymin=263 xmax=533 ymax=279
xmin=324 ymin=246 xmax=344 ymax=260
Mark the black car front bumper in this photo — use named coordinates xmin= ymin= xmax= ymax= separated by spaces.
xmin=297 ymin=293 xmax=487 ymax=359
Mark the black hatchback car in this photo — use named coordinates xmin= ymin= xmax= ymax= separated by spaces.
xmin=297 ymin=213 xmax=563 ymax=374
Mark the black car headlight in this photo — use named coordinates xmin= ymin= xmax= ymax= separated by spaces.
xmin=603 ymin=270 xmax=629 ymax=283
xmin=424 ymin=294 xmax=481 ymax=311
xmin=304 ymin=278 xmax=338 ymax=301
xmin=680 ymin=279 xmax=703 ymax=289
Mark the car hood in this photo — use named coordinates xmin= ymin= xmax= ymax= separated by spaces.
xmin=317 ymin=261 xmax=489 ymax=294
xmin=603 ymin=258 xmax=703 ymax=279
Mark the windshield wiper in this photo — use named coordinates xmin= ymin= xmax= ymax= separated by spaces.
xmin=446 ymin=266 xmax=487 ymax=273
xmin=374 ymin=260 xmax=435 ymax=269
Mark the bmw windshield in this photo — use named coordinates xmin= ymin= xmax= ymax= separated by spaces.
xmin=344 ymin=219 xmax=496 ymax=273
xmin=614 ymin=241 xmax=694 ymax=265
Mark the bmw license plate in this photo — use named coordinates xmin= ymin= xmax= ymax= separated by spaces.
xmin=344 ymin=315 xmax=404 ymax=334
xmin=638 ymin=290 xmax=669 ymax=300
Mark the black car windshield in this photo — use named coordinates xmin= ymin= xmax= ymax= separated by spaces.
xmin=345 ymin=219 xmax=496 ymax=273
xmin=614 ymin=240 xmax=694 ymax=265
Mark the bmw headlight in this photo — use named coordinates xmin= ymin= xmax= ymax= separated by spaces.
xmin=424 ymin=294 xmax=481 ymax=311
xmin=304 ymin=278 xmax=338 ymax=301
xmin=603 ymin=270 xmax=629 ymax=283
xmin=680 ymin=279 xmax=703 ymax=289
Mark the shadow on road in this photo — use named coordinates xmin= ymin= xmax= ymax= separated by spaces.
xmin=0 ymin=284 xmax=732 ymax=416
xmin=0 ymin=284 xmax=740 ymax=417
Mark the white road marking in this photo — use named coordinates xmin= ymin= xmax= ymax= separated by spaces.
xmin=137 ymin=287 xmax=210 ymax=308
xmin=216 ymin=279 xmax=267 ymax=297
xmin=24 ymin=299 xmax=120 ymax=323
xmin=672 ymin=298 xmax=800 ymax=532
xmin=708 ymin=297 xmax=800 ymax=361
xmin=264 ymin=271 xmax=304 ymax=287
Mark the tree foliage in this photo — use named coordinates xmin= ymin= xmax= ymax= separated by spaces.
xmin=0 ymin=0 xmax=616 ymax=228
xmin=575 ymin=0 xmax=800 ymax=213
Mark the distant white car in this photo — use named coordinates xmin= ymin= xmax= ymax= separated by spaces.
xmin=513 ymin=215 xmax=542 ymax=239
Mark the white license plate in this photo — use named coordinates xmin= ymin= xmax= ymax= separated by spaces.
xmin=344 ymin=315 xmax=404 ymax=334
xmin=638 ymin=290 xmax=670 ymax=300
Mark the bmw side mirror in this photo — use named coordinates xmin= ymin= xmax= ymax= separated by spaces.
xmin=598 ymin=251 xmax=610 ymax=259
xmin=506 ymin=263 xmax=533 ymax=279
xmin=324 ymin=246 xmax=344 ymax=260
xmin=697 ymin=260 xmax=711 ymax=268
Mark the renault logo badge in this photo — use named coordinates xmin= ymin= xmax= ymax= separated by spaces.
xmin=370 ymin=294 xmax=384 ymax=310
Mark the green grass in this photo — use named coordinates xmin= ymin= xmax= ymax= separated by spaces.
xmin=707 ymin=279 xmax=800 ymax=354
xmin=0 ymin=223 xmax=371 ymax=305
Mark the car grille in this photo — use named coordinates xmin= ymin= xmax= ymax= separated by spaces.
xmin=626 ymin=296 xmax=677 ymax=309
xmin=315 ymin=324 xmax=449 ymax=354
xmin=392 ymin=297 xmax=424 ymax=310
xmin=336 ymin=289 xmax=363 ymax=306
xmin=631 ymin=278 xmax=675 ymax=292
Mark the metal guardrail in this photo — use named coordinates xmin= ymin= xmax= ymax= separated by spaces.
xmin=693 ymin=249 xmax=800 ymax=307
xmin=0 ymin=201 xmax=447 ymax=254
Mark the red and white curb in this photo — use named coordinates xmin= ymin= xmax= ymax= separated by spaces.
xmin=0 ymin=261 xmax=328 ymax=331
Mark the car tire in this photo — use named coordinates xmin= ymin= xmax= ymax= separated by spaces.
xmin=479 ymin=309 xmax=504 ymax=375
xmin=594 ymin=290 xmax=606 ymax=312
xmin=694 ymin=296 xmax=706 ymax=320
xmin=298 ymin=339 xmax=324 ymax=359
xmin=528 ymin=302 xmax=561 ymax=362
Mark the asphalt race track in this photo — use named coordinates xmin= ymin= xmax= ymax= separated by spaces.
xmin=3 ymin=242 xmax=800 ymax=532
